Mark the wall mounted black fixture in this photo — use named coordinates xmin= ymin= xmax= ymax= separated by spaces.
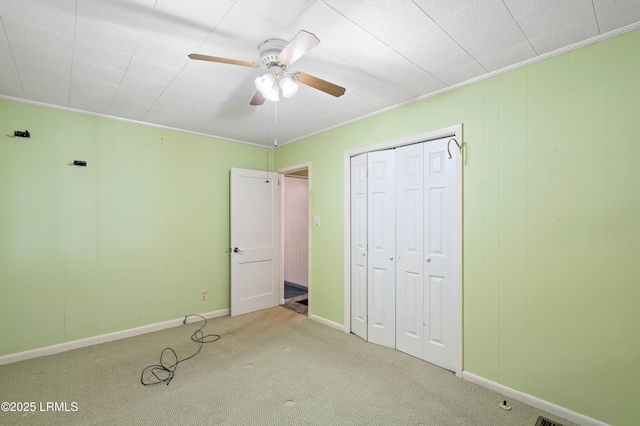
xmin=73 ymin=161 xmax=87 ymax=167
xmin=14 ymin=130 xmax=30 ymax=138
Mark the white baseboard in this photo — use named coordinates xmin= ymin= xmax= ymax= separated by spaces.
xmin=462 ymin=371 xmax=610 ymax=426
xmin=0 ymin=309 xmax=229 ymax=366
xmin=309 ymin=313 xmax=344 ymax=331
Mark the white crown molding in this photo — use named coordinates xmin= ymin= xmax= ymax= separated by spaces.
xmin=2 ymin=24 xmax=638 ymax=149
xmin=280 ymin=22 xmax=640 ymax=147
xmin=0 ymin=94 xmax=272 ymax=149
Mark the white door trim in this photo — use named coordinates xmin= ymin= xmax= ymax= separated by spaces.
xmin=277 ymin=162 xmax=312 ymax=314
xmin=343 ymin=124 xmax=463 ymax=377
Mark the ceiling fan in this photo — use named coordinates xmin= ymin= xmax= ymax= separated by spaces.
xmin=188 ymin=30 xmax=346 ymax=106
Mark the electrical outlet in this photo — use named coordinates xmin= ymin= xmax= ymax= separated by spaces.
xmin=200 ymin=290 xmax=207 ymax=301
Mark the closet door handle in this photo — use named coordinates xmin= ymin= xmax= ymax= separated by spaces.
xmin=426 ymin=258 xmax=431 ymax=263
xmin=389 ymin=257 xmax=394 ymax=261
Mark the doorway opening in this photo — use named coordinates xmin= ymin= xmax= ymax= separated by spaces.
xmin=279 ymin=165 xmax=310 ymax=316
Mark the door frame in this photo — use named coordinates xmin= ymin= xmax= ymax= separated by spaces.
xmin=277 ymin=162 xmax=312 ymax=313
xmin=343 ymin=124 xmax=463 ymax=378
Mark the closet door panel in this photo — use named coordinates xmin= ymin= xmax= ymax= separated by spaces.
xmin=424 ymin=138 xmax=456 ymax=371
xmin=367 ymin=150 xmax=396 ymax=348
xmin=350 ymin=154 xmax=368 ymax=340
xmin=395 ymin=143 xmax=424 ymax=358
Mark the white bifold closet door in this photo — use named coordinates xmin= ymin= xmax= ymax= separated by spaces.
xmin=395 ymin=138 xmax=456 ymax=370
xmin=395 ymin=143 xmax=425 ymax=358
xmin=366 ymin=150 xmax=396 ymax=348
xmin=422 ymin=138 xmax=456 ymax=371
xmin=350 ymin=153 xmax=368 ymax=340
xmin=351 ymin=137 xmax=457 ymax=372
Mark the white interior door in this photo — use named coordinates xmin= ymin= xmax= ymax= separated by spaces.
xmin=351 ymin=153 xmax=368 ymax=340
xmin=367 ymin=150 xmax=396 ymax=348
xmin=423 ymin=138 xmax=456 ymax=370
xmin=395 ymin=143 xmax=425 ymax=359
xmin=230 ymin=168 xmax=280 ymax=316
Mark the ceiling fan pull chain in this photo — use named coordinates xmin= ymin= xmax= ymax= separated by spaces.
xmin=274 ymin=102 xmax=278 ymax=147
xmin=265 ymin=150 xmax=270 ymax=183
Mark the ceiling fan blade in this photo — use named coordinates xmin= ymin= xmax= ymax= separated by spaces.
xmin=188 ymin=53 xmax=258 ymax=68
xmin=277 ymin=30 xmax=320 ymax=66
xmin=250 ymin=91 xmax=265 ymax=106
xmin=295 ymin=72 xmax=346 ymax=97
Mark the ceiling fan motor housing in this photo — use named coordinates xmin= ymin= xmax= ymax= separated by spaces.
xmin=258 ymin=38 xmax=288 ymax=69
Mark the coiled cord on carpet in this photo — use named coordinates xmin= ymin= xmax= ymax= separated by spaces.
xmin=140 ymin=314 xmax=220 ymax=386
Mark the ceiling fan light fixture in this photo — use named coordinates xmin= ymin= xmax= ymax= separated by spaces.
xmin=280 ymin=75 xmax=299 ymax=98
xmin=255 ymin=73 xmax=280 ymax=101
xmin=188 ymin=30 xmax=346 ymax=107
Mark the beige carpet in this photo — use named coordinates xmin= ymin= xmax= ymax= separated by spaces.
xmin=0 ymin=307 xmax=576 ymax=425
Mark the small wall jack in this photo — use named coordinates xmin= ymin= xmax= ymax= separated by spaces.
xmin=14 ymin=130 xmax=30 ymax=138
xmin=200 ymin=290 xmax=208 ymax=301
xmin=72 ymin=161 xmax=87 ymax=167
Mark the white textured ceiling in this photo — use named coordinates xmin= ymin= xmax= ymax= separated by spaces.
xmin=1 ymin=0 xmax=639 ymax=146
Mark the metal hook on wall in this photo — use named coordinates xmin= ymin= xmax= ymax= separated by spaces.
xmin=447 ymin=138 xmax=461 ymax=159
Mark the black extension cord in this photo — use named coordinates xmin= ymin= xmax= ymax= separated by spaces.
xmin=140 ymin=314 xmax=220 ymax=386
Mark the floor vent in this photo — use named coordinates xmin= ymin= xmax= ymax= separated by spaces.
xmin=535 ymin=416 xmax=563 ymax=426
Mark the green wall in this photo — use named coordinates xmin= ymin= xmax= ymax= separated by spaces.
xmin=275 ymin=29 xmax=640 ymax=425
xmin=0 ymin=101 xmax=267 ymax=356
xmin=1 ymin=27 xmax=638 ymax=426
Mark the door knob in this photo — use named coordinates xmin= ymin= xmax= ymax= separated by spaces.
xmin=426 ymin=258 xmax=431 ymax=262
xmin=233 ymin=247 xmax=244 ymax=253
xmin=389 ymin=256 xmax=394 ymax=261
